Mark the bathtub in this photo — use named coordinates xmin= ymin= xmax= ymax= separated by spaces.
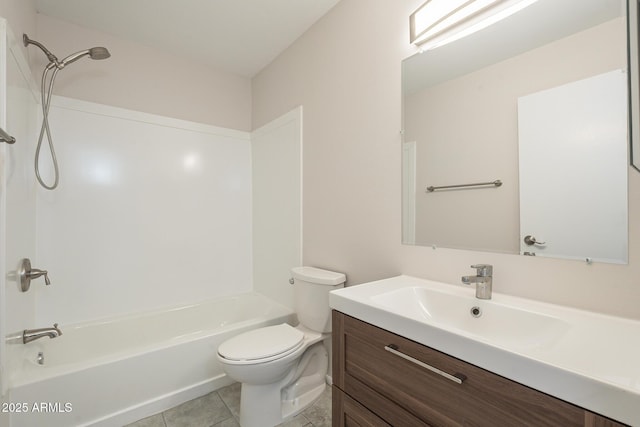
xmin=5 ymin=293 xmax=295 ymax=427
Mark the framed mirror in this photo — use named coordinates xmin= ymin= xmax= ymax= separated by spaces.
xmin=402 ymin=0 xmax=629 ymax=264
xmin=631 ymin=0 xmax=640 ymax=171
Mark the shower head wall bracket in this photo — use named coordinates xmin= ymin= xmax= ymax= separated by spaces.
xmin=23 ymin=33 xmax=59 ymax=65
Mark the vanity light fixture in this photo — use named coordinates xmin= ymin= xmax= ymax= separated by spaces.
xmin=410 ymin=0 xmax=539 ymax=49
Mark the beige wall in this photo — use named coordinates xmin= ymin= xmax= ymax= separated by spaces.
xmin=31 ymin=14 xmax=252 ymax=131
xmin=1 ymin=0 xmax=252 ymax=130
xmin=253 ymin=0 xmax=640 ymax=319
xmin=0 ymin=0 xmax=36 ymax=49
xmin=406 ymin=18 xmax=625 ymax=253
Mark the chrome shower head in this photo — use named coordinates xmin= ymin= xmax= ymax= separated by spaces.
xmin=23 ymin=33 xmax=111 ymax=69
xmin=60 ymin=46 xmax=110 ymax=67
xmin=89 ymin=47 xmax=111 ymax=60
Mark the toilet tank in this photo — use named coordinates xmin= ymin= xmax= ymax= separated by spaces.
xmin=291 ymin=267 xmax=346 ymax=333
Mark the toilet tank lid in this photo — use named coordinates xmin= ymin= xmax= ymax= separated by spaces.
xmin=291 ymin=266 xmax=346 ymax=286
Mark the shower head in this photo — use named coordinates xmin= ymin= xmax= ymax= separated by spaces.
xmin=89 ymin=47 xmax=111 ymax=60
xmin=23 ymin=33 xmax=111 ymax=69
xmin=60 ymin=46 xmax=111 ymax=67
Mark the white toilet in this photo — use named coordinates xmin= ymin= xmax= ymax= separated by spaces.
xmin=217 ymin=266 xmax=346 ymax=427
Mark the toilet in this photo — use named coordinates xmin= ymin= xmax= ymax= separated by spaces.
xmin=217 ymin=266 xmax=346 ymax=427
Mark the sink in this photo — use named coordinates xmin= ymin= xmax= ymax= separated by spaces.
xmin=371 ymin=286 xmax=569 ymax=351
xmin=329 ymin=275 xmax=640 ymax=425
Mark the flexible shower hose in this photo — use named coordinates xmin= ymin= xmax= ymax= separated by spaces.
xmin=35 ymin=62 xmax=61 ymax=190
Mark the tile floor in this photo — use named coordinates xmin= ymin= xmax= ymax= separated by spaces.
xmin=125 ymin=383 xmax=332 ymax=427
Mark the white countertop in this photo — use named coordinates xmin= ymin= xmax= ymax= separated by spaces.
xmin=329 ymin=275 xmax=640 ymax=425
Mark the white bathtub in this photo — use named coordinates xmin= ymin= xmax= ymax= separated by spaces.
xmin=5 ymin=293 xmax=295 ymax=427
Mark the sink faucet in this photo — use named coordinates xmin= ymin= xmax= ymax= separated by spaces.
xmin=461 ymin=264 xmax=492 ymax=300
xmin=23 ymin=323 xmax=62 ymax=344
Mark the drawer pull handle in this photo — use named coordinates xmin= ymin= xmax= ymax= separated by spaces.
xmin=384 ymin=344 xmax=466 ymax=385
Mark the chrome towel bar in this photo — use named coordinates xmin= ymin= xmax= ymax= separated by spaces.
xmin=426 ymin=179 xmax=502 ymax=192
xmin=0 ymin=127 xmax=15 ymax=144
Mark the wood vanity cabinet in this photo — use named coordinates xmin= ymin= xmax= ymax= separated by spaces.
xmin=332 ymin=311 xmax=628 ymax=427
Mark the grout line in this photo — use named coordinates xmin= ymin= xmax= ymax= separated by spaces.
xmin=212 ymin=390 xmax=237 ymax=426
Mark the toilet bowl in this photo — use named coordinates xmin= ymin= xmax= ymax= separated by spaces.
xmin=217 ymin=267 xmax=345 ymax=427
xmin=218 ymin=324 xmax=327 ymax=427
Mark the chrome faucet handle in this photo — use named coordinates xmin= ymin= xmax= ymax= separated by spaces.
xmin=470 ymin=264 xmax=492 ymax=276
xmin=29 ymin=268 xmax=50 ymax=285
xmin=523 ymin=235 xmax=546 ymax=246
xmin=466 ymin=264 xmax=493 ymax=300
xmin=18 ymin=258 xmax=52 ymax=291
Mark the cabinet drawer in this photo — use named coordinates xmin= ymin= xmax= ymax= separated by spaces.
xmin=333 ymin=386 xmax=392 ymax=427
xmin=334 ymin=311 xmax=585 ymax=427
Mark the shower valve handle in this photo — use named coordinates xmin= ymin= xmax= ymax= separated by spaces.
xmin=29 ymin=269 xmax=50 ymax=285
xmin=18 ymin=258 xmax=51 ymax=292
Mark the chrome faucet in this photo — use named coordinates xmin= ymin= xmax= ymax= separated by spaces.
xmin=23 ymin=323 xmax=62 ymax=344
xmin=461 ymin=264 xmax=492 ymax=300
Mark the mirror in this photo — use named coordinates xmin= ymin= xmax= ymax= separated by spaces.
xmin=402 ymin=0 xmax=629 ymax=264
xmin=631 ymin=0 xmax=640 ymax=170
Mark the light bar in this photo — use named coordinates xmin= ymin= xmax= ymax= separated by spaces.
xmin=410 ymin=0 xmax=539 ymax=49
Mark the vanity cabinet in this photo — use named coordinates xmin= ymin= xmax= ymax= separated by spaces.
xmin=332 ymin=311 xmax=627 ymax=427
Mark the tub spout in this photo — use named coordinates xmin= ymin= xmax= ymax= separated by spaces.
xmin=23 ymin=323 xmax=62 ymax=344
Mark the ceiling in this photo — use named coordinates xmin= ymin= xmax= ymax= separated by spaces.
xmin=34 ymin=0 xmax=341 ymax=78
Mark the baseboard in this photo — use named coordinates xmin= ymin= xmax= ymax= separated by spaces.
xmin=84 ymin=375 xmax=236 ymax=427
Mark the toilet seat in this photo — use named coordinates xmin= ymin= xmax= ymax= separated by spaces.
xmin=218 ymin=324 xmax=305 ymax=364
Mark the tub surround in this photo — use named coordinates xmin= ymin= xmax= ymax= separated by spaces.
xmin=330 ymin=275 xmax=640 ymax=425
xmin=34 ymin=96 xmax=253 ymax=326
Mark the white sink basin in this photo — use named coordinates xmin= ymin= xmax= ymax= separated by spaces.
xmin=371 ymin=286 xmax=569 ymax=351
xmin=329 ymin=275 xmax=640 ymax=425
